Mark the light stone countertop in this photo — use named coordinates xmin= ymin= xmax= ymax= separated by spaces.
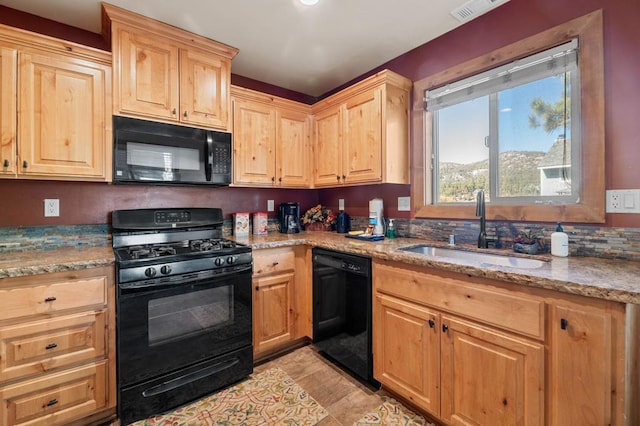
xmin=236 ymin=231 xmax=640 ymax=305
xmin=0 ymin=233 xmax=638 ymax=304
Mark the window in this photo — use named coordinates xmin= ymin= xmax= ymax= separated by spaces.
xmin=411 ymin=10 xmax=605 ymax=223
xmin=428 ymin=40 xmax=579 ymax=205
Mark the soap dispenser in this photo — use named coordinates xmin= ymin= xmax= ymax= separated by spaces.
xmin=551 ymin=222 xmax=569 ymax=257
xmin=386 ymin=219 xmax=396 ymax=239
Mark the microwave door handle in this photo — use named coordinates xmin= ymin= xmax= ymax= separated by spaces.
xmin=205 ymin=133 xmax=213 ymax=181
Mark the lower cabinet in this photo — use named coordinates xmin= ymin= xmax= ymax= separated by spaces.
xmin=252 ymin=246 xmax=311 ymax=358
xmin=373 ymin=260 xmax=636 ymax=426
xmin=0 ymin=267 xmax=116 ymax=426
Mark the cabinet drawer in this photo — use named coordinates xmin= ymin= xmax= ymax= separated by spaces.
xmin=253 ymin=248 xmax=295 ymax=276
xmin=0 ymin=277 xmax=107 ymax=321
xmin=0 ymin=361 xmax=107 ymax=426
xmin=0 ymin=311 xmax=106 ymax=383
xmin=374 ymin=262 xmax=545 ymax=339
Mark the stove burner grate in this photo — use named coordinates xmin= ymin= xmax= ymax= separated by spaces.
xmin=128 ymin=245 xmax=177 ymax=260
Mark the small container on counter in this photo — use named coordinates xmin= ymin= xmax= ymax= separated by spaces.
xmin=551 ymin=222 xmax=569 ymax=257
xmin=234 ymin=212 xmax=250 ymax=237
xmin=253 ymin=212 xmax=268 ymax=235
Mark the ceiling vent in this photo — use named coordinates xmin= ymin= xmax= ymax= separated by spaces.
xmin=451 ymin=0 xmax=509 ymax=23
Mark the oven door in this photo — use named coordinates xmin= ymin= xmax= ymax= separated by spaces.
xmin=116 ymin=269 xmax=252 ymax=388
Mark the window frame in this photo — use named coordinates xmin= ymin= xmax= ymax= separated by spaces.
xmin=411 ymin=10 xmax=604 ymax=223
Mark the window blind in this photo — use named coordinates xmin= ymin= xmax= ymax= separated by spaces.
xmin=425 ymin=39 xmax=578 ymax=111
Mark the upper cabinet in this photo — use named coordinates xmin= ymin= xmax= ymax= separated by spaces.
xmin=102 ymin=3 xmax=238 ymax=131
xmin=231 ymin=86 xmax=312 ymax=188
xmin=312 ymin=70 xmax=412 ymax=187
xmin=0 ymin=25 xmax=111 ymax=181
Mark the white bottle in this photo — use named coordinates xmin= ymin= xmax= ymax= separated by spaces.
xmin=551 ymin=222 xmax=569 ymax=257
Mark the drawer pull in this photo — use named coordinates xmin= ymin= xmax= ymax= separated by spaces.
xmin=45 ymin=343 xmax=58 ymax=350
xmin=46 ymin=399 xmax=58 ymax=407
xmin=44 ymin=296 xmax=57 ymax=302
xmin=428 ymin=319 xmax=435 ymax=328
xmin=560 ymin=318 xmax=568 ymax=330
xmin=272 ymin=262 xmax=279 ymax=266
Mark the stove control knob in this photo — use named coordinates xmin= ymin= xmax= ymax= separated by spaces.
xmin=145 ymin=267 xmax=157 ymax=278
xmin=226 ymin=256 xmax=236 ymax=265
xmin=214 ymin=257 xmax=225 ymax=267
xmin=160 ymin=265 xmax=172 ymax=275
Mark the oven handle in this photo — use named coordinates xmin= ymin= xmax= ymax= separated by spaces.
xmin=142 ymin=357 xmax=240 ymax=398
xmin=119 ymin=265 xmax=252 ymax=292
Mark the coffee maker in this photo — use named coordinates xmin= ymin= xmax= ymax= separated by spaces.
xmin=279 ymin=202 xmax=300 ymax=233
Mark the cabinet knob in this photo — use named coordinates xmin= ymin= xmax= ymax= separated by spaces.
xmin=44 ymin=296 xmax=57 ymax=302
xmin=336 ymin=175 xmax=340 ymax=182
xmin=271 ymin=176 xmax=276 ymax=182
xmin=2 ymin=159 xmax=8 ymax=167
xmin=172 ymin=108 xmax=177 ymax=115
xmin=22 ymin=160 xmax=28 ymax=168
xmin=560 ymin=318 xmax=568 ymax=330
xmin=183 ymin=111 xmax=188 ymax=118
xmin=442 ymin=324 xmax=449 ymax=333
xmin=272 ymin=262 xmax=279 ymax=266
xmin=428 ymin=319 xmax=435 ymax=328
xmin=45 ymin=343 xmax=58 ymax=350
xmin=342 ymin=174 xmax=346 ymax=181
xmin=278 ymin=177 xmax=282 ymax=182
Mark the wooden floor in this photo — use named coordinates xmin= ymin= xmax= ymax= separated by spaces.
xmin=255 ymin=345 xmax=408 ymax=425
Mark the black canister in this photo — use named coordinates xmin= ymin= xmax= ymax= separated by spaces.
xmin=336 ymin=211 xmax=351 ymax=233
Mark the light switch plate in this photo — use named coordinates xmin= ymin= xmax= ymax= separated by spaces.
xmin=398 ymin=196 xmax=411 ymax=211
xmin=338 ymin=199 xmax=345 ymax=210
xmin=267 ymin=200 xmax=275 ymax=212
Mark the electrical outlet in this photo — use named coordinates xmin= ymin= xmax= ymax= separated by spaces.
xmin=398 ymin=196 xmax=411 ymax=211
xmin=267 ymin=200 xmax=275 ymax=212
xmin=606 ymin=190 xmax=640 ymax=213
xmin=44 ymin=199 xmax=60 ymax=217
xmin=338 ymin=199 xmax=345 ymax=210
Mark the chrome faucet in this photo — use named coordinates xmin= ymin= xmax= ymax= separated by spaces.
xmin=475 ymin=189 xmax=495 ymax=249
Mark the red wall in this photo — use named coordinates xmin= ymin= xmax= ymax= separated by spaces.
xmin=1 ymin=0 xmax=638 ymax=227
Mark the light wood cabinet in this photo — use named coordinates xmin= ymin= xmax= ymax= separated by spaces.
xmin=312 ymin=69 xmax=411 ymax=187
xmin=374 ymin=263 xmax=544 ymax=424
xmin=0 ymin=25 xmax=111 ymax=181
xmin=0 ymin=267 xmax=116 ymax=426
xmin=547 ymin=298 xmax=626 ymax=426
xmin=231 ymin=86 xmax=312 ymax=187
xmin=373 ymin=259 xmax=639 ymax=426
xmin=252 ymin=247 xmax=311 ymax=358
xmin=104 ymin=3 xmax=238 ymax=131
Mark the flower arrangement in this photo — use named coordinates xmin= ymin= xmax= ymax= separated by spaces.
xmin=302 ymin=204 xmax=337 ymax=229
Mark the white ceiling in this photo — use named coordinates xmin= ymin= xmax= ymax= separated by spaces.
xmin=0 ymin=0 xmax=509 ymax=97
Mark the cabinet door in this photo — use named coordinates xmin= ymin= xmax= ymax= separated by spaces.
xmin=342 ymin=88 xmax=382 ymax=184
xmin=18 ymin=51 xmax=108 ymax=179
xmin=313 ymin=105 xmax=342 ymax=187
xmin=374 ymin=294 xmax=440 ymax=416
xmin=253 ymin=271 xmax=294 ymax=356
xmin=116 ymin=25 xmax=179 ymax=121
xmin=277 ymin=108 xmax=310 ymax=187
xmin=440 ymin=315 xmax=544 ymax=426
xmin=0 ymin=46 xmax=16 ymax=177
xmin=180 ymin=47 xmax=230 ymax=130
xmin=232 ymin=99 xmax=276 ymax=185
xmin=548 ymin=301 xmax=621 ymax=426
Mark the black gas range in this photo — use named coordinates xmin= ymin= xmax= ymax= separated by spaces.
xmin=112 ymin=208 xmax=253 ymax=425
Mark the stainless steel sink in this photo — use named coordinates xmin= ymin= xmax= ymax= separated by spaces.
xmin=398 ymin=244 xmax=546 ymax=269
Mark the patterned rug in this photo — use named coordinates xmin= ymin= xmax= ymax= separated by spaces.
xmin=353 ymin=396 xmax=434 ymax=426
xmin=130 ymin=368 xmax=329 ymax=425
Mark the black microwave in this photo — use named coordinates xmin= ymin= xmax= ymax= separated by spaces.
xmin=112 ymin=116 xmax=232 ymax=186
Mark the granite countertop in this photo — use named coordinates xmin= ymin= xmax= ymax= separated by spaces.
xmin=237 ymin=232 xmax=640 ymax=305
xmin=0 ymin=233 xmax=638 ymax=304
xmin=0 ymin=246 xmax=115 ymax=279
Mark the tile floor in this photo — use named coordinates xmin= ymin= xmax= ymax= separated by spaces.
xmin=254 ymin=345 xmax=427 ymax=425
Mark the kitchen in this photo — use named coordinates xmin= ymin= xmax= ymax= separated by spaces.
xmin=0 ymin=0 xmax=639 ymax=425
